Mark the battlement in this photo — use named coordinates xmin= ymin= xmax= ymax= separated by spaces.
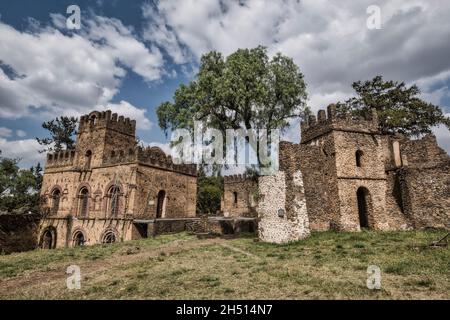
xmin=300 ymin=104 xmax=379 ymax=144
xmin=78 ymin=110 xmax=136 ymax=136
xmin=137 ymin=146 xmax=197 ymax=176
xmin=224 ymin=174 xmax=250 ymax=183
xmin=46 ymin=149 xmax=76 ymax=168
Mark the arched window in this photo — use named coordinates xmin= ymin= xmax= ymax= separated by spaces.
xmin=90 ymin=115 xmax=97 ymax=126
xmin=51 ymin=189 xmax=61 ymax=215
xmin=78 ymin=187 xmax=89 ymax=217
xmin=233 ymin=192 xmax=238 ymax=205
xmin=108 ymin=186 xmax=121 ymax=217
xmin=102 ymin=230 xmax=117 ymax=244
xmin=111 ymin=150 xmax=116 ymax=158
xmin=355 ymin=150 xmax=363 ymax=167
xmin=85 ymin=150 xmax=92 ymax=169
xmin=72 ymin=231 xmax=85 ymax=247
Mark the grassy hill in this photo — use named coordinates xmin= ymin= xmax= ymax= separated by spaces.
xmin=0 ymin=230 xmax=448 ymax=299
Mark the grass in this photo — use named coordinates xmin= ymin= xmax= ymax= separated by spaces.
xmin=0 ymin=230 xmax=448 ymax=299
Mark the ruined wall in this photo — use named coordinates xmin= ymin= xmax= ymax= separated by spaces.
xmin=134 ymin=165 xmax=197 ymax=219
xmin=222 ymin=175 xmax=258 ymax=217
xmin=299 ymin=138 xmax=339 ymax=231
xmin=257 ymin=142 xmax=310 ymax=244
xmin=394 ymin=135 xmax=450 ymax=229
xmin=38 ymin=217 xmax=137 ymax=248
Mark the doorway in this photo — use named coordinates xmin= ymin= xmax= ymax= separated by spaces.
xmin=356 ymin=187 xmax=371 ymax=229
xmin=156 ymin=190 xmax=166 ymax=218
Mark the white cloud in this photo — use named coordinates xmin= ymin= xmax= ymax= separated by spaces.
xmin=141 ymin=0 xmax=450 ymax=154
xmin=0 ymin=14 xmax=163 ymax=122
xmin=16 ymin=129 xmax=26 ymax=138
xmin=0 ymin=127 xmax=12 ymax=138
xmin=98 ymin=100 xmax=153 ymax=130
xmin=143 ymin=0 xmax=450 ymax=110
xmin=0 ymin=138 xmax=45 ymax=167
xmin=144 ymin=141 xmax=172 ymax=155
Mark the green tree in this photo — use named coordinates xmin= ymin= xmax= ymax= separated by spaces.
xmin=36 ymin=116 xmax=78 ymax=152
xmin=0 ymin=151 xmax=42 ymax=214
xmin=196 ymin=165 xmax=223 ymax=214
xmin=157 ymin=46 xmax=309 ymax=135
xmin=338 ymin=76 xmax=450 ymax=137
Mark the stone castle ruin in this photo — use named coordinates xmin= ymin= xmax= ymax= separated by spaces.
xmin=39 ymin=110 xmax=197 ymax=248
xmin=249 ymin=104 xmax=449 ymax=243
xmin=35 ymin=105 xmax=450 ymax=248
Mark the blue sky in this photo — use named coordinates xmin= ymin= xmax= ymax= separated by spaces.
xmin=0 ymin=0 xmax=449 ymax=167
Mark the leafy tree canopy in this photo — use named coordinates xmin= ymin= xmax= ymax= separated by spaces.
xmin=157 ymin=46 xmax=309 ymax=135
xmin=338 ymin=76 xmax=450 ymax=137
xmin=196 ymin=165 xmax=223 ymax=214
xmin=36 ymin=116 xmax=78 ymax=152
xmin=0 ymin=151 xmax=43 ymax=214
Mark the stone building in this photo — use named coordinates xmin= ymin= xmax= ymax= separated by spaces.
xmin=221 ymin=175 xmax=258 ymax=217
xmin=38 ymin=110 xmax=197 ymax=248
xmin=256 ymin=104 xmax=450 ymax=243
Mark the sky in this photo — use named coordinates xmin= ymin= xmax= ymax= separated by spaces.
xmin=0 ymin=0 xmax=449 ymax=168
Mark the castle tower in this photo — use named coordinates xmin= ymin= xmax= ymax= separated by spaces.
xmin=300 ymin=104 xmax=388 ymax=231
xmin=75 ymin=110 xmax=137 ymax=169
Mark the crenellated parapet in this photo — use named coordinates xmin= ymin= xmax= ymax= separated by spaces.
xmin=224 ymin=174 xmax=249 ymax=183
xmin=45 ymin=149 xmax=76 ymax=168
xmin=78 ymin=110 xmax=136 ymax=136
xmin=137 ymin=146 xmax=197 ymax=176
xmin=301 ymin=104 xmax=379 ymax=144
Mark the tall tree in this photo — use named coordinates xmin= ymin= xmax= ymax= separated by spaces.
xmin=36 ymin=116 xmax=78 ymax=152
xmin=0 ymin=151 xmax=42 ymax=214
xmin=338 ymin=76 xmax=450 ymax=137
xmin=157 ymin=46 xmax=309 ymax=136
xmin=196 ymin=165 xmax=223 ymax=215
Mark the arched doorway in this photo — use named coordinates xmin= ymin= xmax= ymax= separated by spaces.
xmin=40 ymin=227 xmax=57 ymax=249
xmin=357 ymin=187 xmax=371 ymax=229
xmin=156 ymin=190 xmax=166 ymax=218
xmin=72 ymin=231 xmax=86 ymax=247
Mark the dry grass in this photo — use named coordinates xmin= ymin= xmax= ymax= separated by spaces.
xmin=0 ymin=230 xmax=448 ymax=299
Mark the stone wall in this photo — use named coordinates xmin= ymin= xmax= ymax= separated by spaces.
xmin=39 ymin=109 xmax=197 ymax=248
xmin=258 ymin=142 xmax=310 ymax=244
xmin=38 ymin=217 xmax=137 ymax=248
xmin=222 ymin=175 xmax=258 ymax=217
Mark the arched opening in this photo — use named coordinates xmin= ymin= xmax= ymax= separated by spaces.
xmin=233 ymin=192 xmax=238 ymax=206
xmin=107 ymin=185 xmax=121 ymax=217
xmin=85 ymin=150 xmax=92 ymax=169
xmin=357 ymin=187 xmax=371 ymax=229
xmin=51 ymin=188 xmax=61 ymax=215
xmin=39 ymin=227 xmax=57 ymax=249
xmin=355 ymin=150 xmax=363 ymax=167
xmin=78 ymin=187 xmax=89 ymax=217
xmin=102 ymin=230 xmax=117 ymax=244
xmin=72 ymin=231 xmax=85 ymax=247
xmin=156 ymin=190 xmax=166 ymax=218
xmin=90 ymin=115 xmax=97 ymax=126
